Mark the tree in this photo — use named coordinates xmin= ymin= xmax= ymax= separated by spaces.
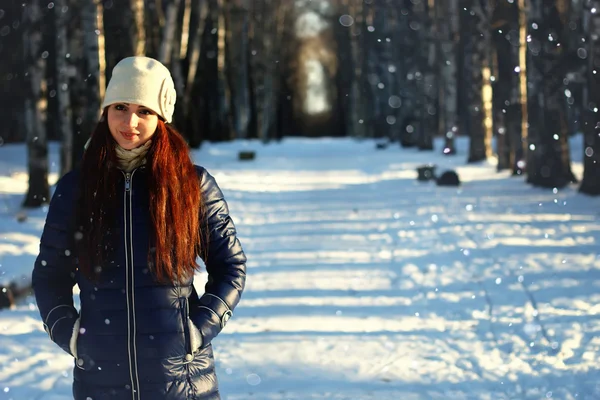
xmin=54 ymin=0 xmax=74 ymax=177
xmin=338 ymin=0 xmax=367 ymax=138
xmin=224 ymin=0 xmax=251 ymax=139
xmin=491 ymin=0 xmax=523 ymax=173
xmin=417 ymin=0 xmax=438 ymax=151
xmin=396 ymin=0 xmax=420 ymax=146
xmin=22 ymin=0 xmax=50 ymax=208
xmin=579 ymin=0 xmax=600 ymax=195
xmin=247 ymin=0 xmax=286 ymax=141
xmin=526 ymin=0 xmax=576 ymax=188
xmin=0 ymin=1 xmax=26 ymax=143
xmin=78 ymin=0 xmax=103 ymax=164
xmin=180 ymin=0 xmax=210 ymax=147
xmin=437 ymin=0 xmax=459 ymax=155
xmin=460 ymin=0 xmax=493 ymax=163
xmin=103 ymin=0 xmax=144 ymax=80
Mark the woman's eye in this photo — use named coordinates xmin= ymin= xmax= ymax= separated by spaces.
xmin=139 ymin=109 xmax=153 ymax=115
xmin=115 ymin=104 xmax=126 ymax=111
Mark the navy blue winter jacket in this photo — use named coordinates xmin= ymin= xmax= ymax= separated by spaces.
xmin=32 ymin=165 xmax=247 ymax=400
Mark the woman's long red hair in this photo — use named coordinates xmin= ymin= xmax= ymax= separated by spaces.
xmin=76 ymin=113 xmax=205 ymax=283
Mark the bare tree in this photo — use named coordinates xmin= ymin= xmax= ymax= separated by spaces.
xmin=80 ymin=0 xmax=103 ymax=157
xmin=158 ymin=0 xmax=181 ymax=64
xmin=580 ymin=0 xmax=600 ymax=195
xmin=460 ymin=0 xmax=493 ymax=163
xmin=180 ymin=0 xmax=210 ymax=146
xmin=224 ymin=0 xmax=251 ymax=139
xmin=53 ymin=0 xmax=74 ymax=176
xmin=215 ymin=0 xmax=233 ymax=139
xmin=347 ymin=0 xmax=367 ymax=138
xmin=526 ymin=0 xmax=576 ymax=188
xmin=437 ymin=0 xmax=459 ymax=155
xmin=0 ymin=2 xmax=26 ymax=143
xmin=247 ymin=0 xmax=284 ymax=141
xmin=491 ymin=0 xmax=523 ymax=173
xmin=103 ymin=0 xmax=144 ymax=80
xmin=417 ymin=0 xmax=438 ymax=151
xmin=22 ymin=0 xmax=50 ymax=208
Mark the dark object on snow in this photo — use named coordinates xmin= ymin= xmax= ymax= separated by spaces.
xmin=0 ymin=283 xmax=31 ymax=310
xmin=0 ymin=286 xmax=14 ymax=310
xmin=376 ymin=142 xmax=388 ymax=150
xmin=16 ymin=211 xmax=28 ymax=223
xmin=238 ymin=150 xmax=256 ymax=161
xmin=436 ymin=170 xmax=461 ymax=186
xmin=417 ymin=165 xmax=437 ymax=181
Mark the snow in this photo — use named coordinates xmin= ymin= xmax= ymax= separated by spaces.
xmin=1 ymin=135 xmax=599 ymax=399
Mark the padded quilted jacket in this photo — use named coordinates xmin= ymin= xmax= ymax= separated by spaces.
xmin=32 ymin=165 xmax=247 ymax=400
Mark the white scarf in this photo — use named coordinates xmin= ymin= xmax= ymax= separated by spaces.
xmin=115 ymin=140 xmax=152 ymax=172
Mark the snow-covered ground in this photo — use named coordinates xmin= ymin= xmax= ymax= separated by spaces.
xmin=1 ymin=135 xmax=599 ymax=400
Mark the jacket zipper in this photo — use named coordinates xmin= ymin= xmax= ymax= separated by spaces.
xmin=122 ymin=170 xmax=141 ymax=400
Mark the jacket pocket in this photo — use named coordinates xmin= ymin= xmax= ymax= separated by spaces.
xmin=179 ymin=298 xmax=191 ymax=357
xmin=188 ymin=318 xmax=202 ymax=353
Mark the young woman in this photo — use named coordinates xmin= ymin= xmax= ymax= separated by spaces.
xmin=32 ymin=56 xmax=246 ymax=400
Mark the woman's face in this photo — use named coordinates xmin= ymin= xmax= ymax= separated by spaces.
xmin=107 ymin=103 xmax=159 ymax=150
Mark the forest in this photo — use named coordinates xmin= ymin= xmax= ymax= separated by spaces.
xmin=0 ymin=0 xmax=599 ymax=207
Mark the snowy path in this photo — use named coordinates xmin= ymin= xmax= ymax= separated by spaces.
xmin=1 ymin=137 xmax=599 ymax=399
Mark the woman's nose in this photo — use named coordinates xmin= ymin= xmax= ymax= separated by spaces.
xmin=125 ymin=112 xmax=139 ymax=128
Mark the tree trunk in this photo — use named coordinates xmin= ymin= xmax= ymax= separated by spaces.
xmin=133 ymin=0 xmax=145 ymax=55
xmin=215 ymin=0 xmax=233 ymax=140
xmin=54 ymin=0 xmax=74 ymax=176
xmin=103 ymin=0 xmax=141 ymax=80
xmin=0 ymin=2 xmax=26 ymax=143
xmin=80 ymin=0 xmax=102 ymax=160
xmin=438 ymin=0 xmax=458 ymax=154
xmin=491 ymin=0 xmax=520 ymax=172
xmin=144 ymin=0 xmax=163 ymax=59
xmin=462 ymin=0 xmax=493 ymax=163
xmin=579 ymin=0 xmax=600 ymax=195
xmin=347 ymin=0 xmax=367 ymax=138
xmin=182 ymin=0 xmax=210 ymax=147
xmin=526 ymin=0 xmax=575 ymax=188
xmin=417 ymin=0 xmax=437 ymax=151
xmin=45 ymin=8 xmax=59 ymax=142
xmin=396 ymin=0 xmax=419 ymax=146
xmin=159 ymin=0 xmax=181 ymax=65
xmin=169 ymin=0 xmax=186 ymax=129
xmin=225 ymin=0 xmax=250 ymax=139
xmin=22 ymin=0 xmax=50 ymax=208
xmin=247 ymin=0 xmax=279 ymax=142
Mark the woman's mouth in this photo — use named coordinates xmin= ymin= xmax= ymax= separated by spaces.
xmin=120 ymin=131 xmax=137 ymax=140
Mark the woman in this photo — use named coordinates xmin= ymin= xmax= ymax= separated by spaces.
xmin=32 ymin=56 xmax=246 ymax=400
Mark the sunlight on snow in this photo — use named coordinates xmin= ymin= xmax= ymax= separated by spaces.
xmin=1 ymin=136 xmax=599 ymax=398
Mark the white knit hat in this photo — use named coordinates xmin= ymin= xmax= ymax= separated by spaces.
xmin=101 ymin=56 xmax=176 ymax=123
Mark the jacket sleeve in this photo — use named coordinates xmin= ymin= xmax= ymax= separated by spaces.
xmin=31 ymin=173 xmax=79 ymax=356
xmin=189 ymin=167 xmax=247 ymax=349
